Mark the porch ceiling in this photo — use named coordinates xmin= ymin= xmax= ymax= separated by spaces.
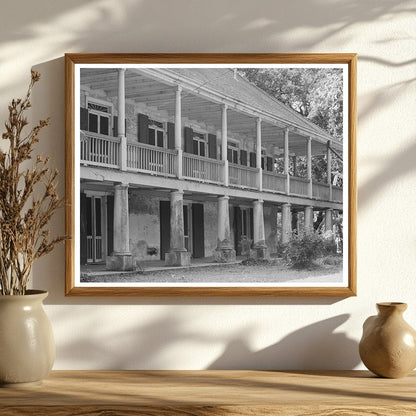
xmin=81 ymin=68 xmax=332 ymax=156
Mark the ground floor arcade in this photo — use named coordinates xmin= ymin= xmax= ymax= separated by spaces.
xmin=80 ymin=179 xmax=340 ymax=271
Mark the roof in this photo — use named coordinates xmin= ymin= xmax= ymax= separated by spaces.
xmin=166 ymin=68 xmax=338 ymax=143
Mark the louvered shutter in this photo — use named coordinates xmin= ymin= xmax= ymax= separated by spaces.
xmin=208 ymin=134 xmax=217 ymax=159
xmin=80 ymin=193 xmax=87 ymax=265
xmin=107 ymin=195 xmax=114 ymax=255
xmin=80 ymin=107 xmax=88 ymax=131
xmin=266 ymin=156 xmax=273 ymax=171
xmin=184 ymin=127 xmax=194 ymax=153
xmin=137 ymin=113 xmax=149 ymax=143
xmin=240 ymin=150 xmax=247 ymax=166
xmin=167 ymin=122 xmax=175 ymax=149
xmin=112 ymin=116 xmax=118 ymax=137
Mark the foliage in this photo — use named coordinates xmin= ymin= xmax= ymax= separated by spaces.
xmin=239 ymin=68 xmax=343 ymax=140
xmin=238 ymin=236 xmax=252 ymax=259
xmin=283 ymin=231 xmax=327 ymax=269
xmin=239 ymin=68 xmax=344 ymax=187
xmin=0 ymin=71 xmax=66 ymax=295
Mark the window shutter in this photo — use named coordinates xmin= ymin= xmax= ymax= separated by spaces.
xmin=240 ymin=150 xmax=247 ymax=166
xmin=184 ymin=126 xmax=193 ymax=153
xmin=167 ymin=122 xmax=175 ymax=149
xmin=80 ymin=193 xmax=87 ymax=265
xmin=107 ymin=195 xmax=114 ymax=255
xmin=249 ymin=208 xmax=254 ymax=240
xmin=266 ymin=156 xmax=273 ymax=172
xmin=113 ymin=116 xmax=118 ymax=137
xmin=234 ymin=206 xmax=242 ymax=255
xmin=137 ymin=113 xmax=149 ymax=143
xmin=249 ymin=152 xmax=256 ymax=168
xmin=80 ymin=107 xmax=88 ymax=131
xmin=208 ymin=134 xmax=217 ymax=159
xmin=227 ymin=148 xmax=233 ymax=163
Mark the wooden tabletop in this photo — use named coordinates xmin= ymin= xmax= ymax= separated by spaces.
xmin=1 ymin=370 xmax=415 ymax=415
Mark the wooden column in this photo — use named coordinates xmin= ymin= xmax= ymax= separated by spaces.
xmin=214 ymin=196 xmax=236 ymax=263
xmin=304 ymin=206 xmax=314 ymax=234
xmin=106 ymin=183 xmax=133 ymax=271
xmin=284 ymin=128 xmax=290 ymax=194
xmin=281 ymin=203 xmax=292 ymax=244
xmin=307 ymin=136 xmax=313 ymax=198
xmin=175 ymin=86 xmax=183 ymax=179
xmin=221 ymin=104 xmax=229 ymax=186
xmin=256 ymin=118 xmax=262 ymax=191
xmin=325 ymin=208 xmax=333 ymax=235
xmin=118 ymin=69 xmax=127 ymax=171
xmin=252 ymin=199 xmax=269 ymax=259
xmin=165 ymin=191 xmax=191 ymax=266
xmin=327 ymin=141 xmax=333 ymax=201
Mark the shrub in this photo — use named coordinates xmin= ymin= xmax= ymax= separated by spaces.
xmin=283 ymin=231 xmax=326 ymax=268
xmin=238 ymin=236 xmax=252 ymax=259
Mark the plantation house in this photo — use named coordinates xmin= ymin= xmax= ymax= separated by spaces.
xmin=79 ymin=67 xmax=343 ymax=271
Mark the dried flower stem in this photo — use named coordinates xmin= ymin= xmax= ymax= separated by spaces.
xmin=0 ymin=71 xmax=66 ymax=295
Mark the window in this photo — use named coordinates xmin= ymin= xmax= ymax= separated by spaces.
xmin=227 ymin=141 xmax=239 ymax=164
xmin=87 ymin=100 xmax=112 ymax=136
xmin=193 ymin=132 xmax=207 ymax=157
xmin=148 ymin=119 xmax=165 ymax=148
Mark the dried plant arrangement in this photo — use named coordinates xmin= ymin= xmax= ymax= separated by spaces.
xmin=0 ymin=71 xmax=65 ymax=295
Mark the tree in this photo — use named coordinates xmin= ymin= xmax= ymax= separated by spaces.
xmin=239 ymin=68 xmax=343 ymax=141
xmin=239 ymin=68 xmax=343 ymax=185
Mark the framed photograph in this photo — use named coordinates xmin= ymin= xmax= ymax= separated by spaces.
xmin=65 ymin=53 xmax=356 ymax=296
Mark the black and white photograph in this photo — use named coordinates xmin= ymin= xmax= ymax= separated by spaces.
xmin=65 ymin=54 xmax=356 ymax=296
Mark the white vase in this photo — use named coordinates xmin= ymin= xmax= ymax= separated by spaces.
xmin=0 ymin=290 xmax=55 ymax=387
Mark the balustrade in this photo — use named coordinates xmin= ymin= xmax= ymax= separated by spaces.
xmin=80 ymin=132 xmax=120 ymax=168
xmin=228 ymin=164 xmax=258 ymax=189
xmin=262 ymin=171 xmax=286 ymax=193
xmin=79 ymin=132 xmax=342 ymax=204
xmin=127 ymin=142 xmax=176 ymax=177
xmin=183 ymin=154 xmax=223 ymax=184
xmin=290 ymin=176 xmax=309 ymax=196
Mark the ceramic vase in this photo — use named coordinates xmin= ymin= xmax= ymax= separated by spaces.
xmin=359 ymin=302 xmax=416 ymax=378
xmin=0 ymin=290 xmax=55 ymax=387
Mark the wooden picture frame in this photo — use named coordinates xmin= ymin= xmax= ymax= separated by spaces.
xmin=65 ymin=53 xmax=356 ymax=296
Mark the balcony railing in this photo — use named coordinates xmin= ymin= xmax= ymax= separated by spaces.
xmin=262 ymin=171 xmax=286 ymax=193
xmin=332 ymin=185 xmax=343 ymax=202
xmin=127 ymin=142 xmax=176 ymax=177
xmin=80 ymin=132 xmax=343 ymax=203
xmin=80 ymin=132 xmax=120 ymax=168
xmin=229 ymin=163 xmax=258 ymax=189
xmin=312 ymin=181 xmax=330 ymax=200
xmin=183 ymin=154 xmax=223 ymax=184
xmin=290 ymin=176 xmax=309 ymax=196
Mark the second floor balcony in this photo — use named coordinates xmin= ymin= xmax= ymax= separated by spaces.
xmin=80 ymin=131 xmax=342 ymax=203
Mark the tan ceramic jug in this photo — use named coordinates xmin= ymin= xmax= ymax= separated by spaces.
xmin=359 ymin=302 xmax=416 ymax=378
xmin=0 ymin=290 xmax=55 ymax=386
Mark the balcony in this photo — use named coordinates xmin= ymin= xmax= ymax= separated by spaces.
xmin=80 ymin=133 xmax=342 ymax=203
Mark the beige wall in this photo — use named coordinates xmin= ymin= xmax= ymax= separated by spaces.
xmin=0 ymin=0 xmax=415 ymax=370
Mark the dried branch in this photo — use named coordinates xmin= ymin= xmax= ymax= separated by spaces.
xmin=0 ymin=71 xmax=67 ymax=295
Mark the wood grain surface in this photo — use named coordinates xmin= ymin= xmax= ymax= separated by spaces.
xmin=1 ymin=370 xmax=415 ymax=415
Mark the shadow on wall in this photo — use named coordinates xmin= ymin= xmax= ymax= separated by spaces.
xmin=359 ymin=139 xmax=416 ymax=209
xmin=53 ymin=307 xmax=359 ymax=370
xmin=208 ymin=314 xmax=360 ymax=370
xmin=0 ymin=0 xmax=414 ymax=96
xmin=54 ymin=310 xmax=216 ymax=369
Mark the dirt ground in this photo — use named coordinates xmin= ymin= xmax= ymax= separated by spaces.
xmin=81 ymin=259 xmax=343 ymax=284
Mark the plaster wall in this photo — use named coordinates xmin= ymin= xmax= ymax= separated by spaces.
xmin=0 ymin=0 xmax=415 ymax=370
